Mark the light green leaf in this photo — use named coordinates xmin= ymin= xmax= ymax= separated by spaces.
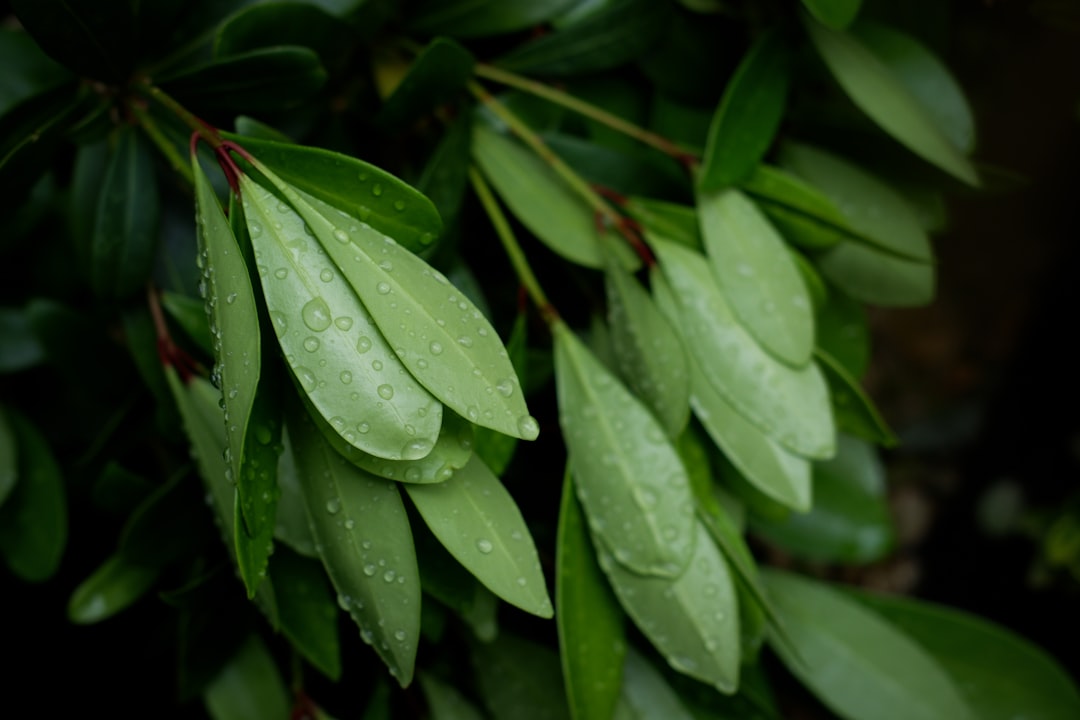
xmin=474 ymin=313 xmax=527 ymax=475
xmin=405 ymin=454 xmax=552 ymax=617
xmin=67 ymin=554 xmax=160 ymax=624
xmin=240 ymin=174 xmax=443 ymax=459
xmin=245 ymin=163 xmax=538 ymax=442
xmin=779 ymin=142 xmax=933 ymax=261
xmin=0 ymin=405 xmax=16 ymax=508
xmin=605 ymin=251 xmax=690 ymax=437
xmin=816 ymin=285 xmax=870 ymax=378
xmin=419 ymin=673 xmax=487 ymax=720
xmin=271 ymin=548 xmax=342 ymax=680
xmin=553 ymin=320 xmax=695 ymax=577
xmin=225 ymin=133 xmax=443 ymax=254
xmin=410 ymin=0 xmax=578 ymax=38
xmin=803 ymin=17 xmax=978 ymax=185
xmin=615 ymin=648 xmax=696 ymax=720
xmin=762 ymin=570 xmax=973 ymax=720
xmin=816 ymin=349 xmax=897 ymax=446
xmin=700 ymin=31 xmax=789 ymax=190
xmin=595 ymin=520 xmax=740 ymax=692
xmin=473 ymin=633 xmax=571 ymax=720
xmin=557 ymin=469 xmax=626 ymax=720
xmin=754 ymin=434 xmax=893 ymax=564
xmin=289 ymin=410 xmax=420 ymax=686
xmin=652 ymin=239 xmax=834 ymax=459
xmin=623 ymin=197 xmax=700 ymax=250
xmin=698 ymin=189 xmax=814 ymax=367
xmin=0 ymin=408 xmax=66 ymax=582
xmin=817 ymin=241 xmax=936 ymax=307
xmin=472 ymin=121 xmax=637 ymax=270
xmin=852 ymin=592 xmax=1080 ymax=720
xmin=204 ymin=634 xmax=291 ymax=720
xmin=801 ymin=0 xmax=862 ymax=29
xmin=853 ymin=22 xmax=975 ymax=154
xmin=741 ymin=164 xmax=850 ymax=251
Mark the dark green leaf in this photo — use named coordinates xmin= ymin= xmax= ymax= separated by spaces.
xmin=419 ymin=673 xmax=487 ymax=720
xmin=474 ymin=313 xmax=526 ymax=475
xmin=473 ymin=633 xmax=571 ymax=720
xmin=615 ymin=648 xmax=696 ymax=720
xmin=290 ymin=410 xmax=421 ymax=686
xmin=852 ymin=592 xmax=1080 ymax=720
xmin=762 ymin=570 xmax=973 ymax=720
xmin=203 ymin=634 xmax=291 ymax=720
xmin=417 ymin=116 xmax=472 ymax=228
xmin=816 ymin=286 xmax=869 ymax=378
xmin=0 ymin=408 xmax=66 ymax=582
xmin=378 ymin=38 xmax=475 ymax=128
xmin=271 ymin=548 xmax=342 ymax=680
xmin=67 ymin=554 xmax=160 ymax=624
xmin=754 ymin=434 xmax=893 ymax=564
xmin=542 ymin=132 xmax=690 ymax=200
xmin=0 ymin=28 xmax=69 ymax=116
xmin=801 ymin=0 xmax=862 ymax=29
xmin=234 ymin=116 xmax=293 ymax=143
xmin=0 ymin=307 xmax=45 ymax=373
xmin=556 ymin=470 xmax=626 ymax=720
xmin=273 ymin=426 xmax=318 ymax=558
xmin=804 ymin=17 xmax=977 ymax=185
xmin=554 ymin=320 xmax=696 ymax=577
xmin=159 ymin=46 xmax=327 ymax=113
xmin=652 ymin=239 xmax=835 ymax=459
xmin=698 ymin=189 xmax=814 ymax=367
xmin=118 ymin=473 xmax=207 ymax=567
xmin=700 ymin=31 xmax=790 ymax=190
xmin=10 ymin=0 xmax=136 ymax=81
xmin=0 ymin=406 xmax=15 ymax=508
xmin=410 ymin=0 xmax=578 ymax=38
xmin=816 ymin=349 xmax=897 ymax=446
xmin=215 ymin=2 xmax=352 ymax=69
xmin=161 ymin=291 xmax=214 ymax=355
xmin=415 ymin=523 xmax=499 ymax=641
xmin=496 ymin=0 xmax=672 ymax=76
xmin=405 ymin=455 xmax=552 ymax=617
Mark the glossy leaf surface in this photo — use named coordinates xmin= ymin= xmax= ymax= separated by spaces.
xmin=67 ymin=554 xmax=160 ymax=624
xmin=378 ymin=38 xmax=475 ymax=128
xmin=652 ymin=239 xmax=834 ymax=459
xmin=91 ymin=127 xmax=160 ymax=299
xmin=699 ymin=189 xmax=814 ymax=367
xmin=817 ymin=349 xmax=897 ymax=446
xmin=742 ymin=164 xmax=850 ymax=250
xmin=271 ymin=549 xmax=342 ymax=680
xmin=203 ymin=635 xmax=291 ymax=720
xmin=596 ymin=521 xmax=739 ymax=692
xmin=554 ymin=321 xmax=695 ymax=577
xmin=700 ymin=31 xmax=789 ymax=189
xmin=473 ymin=313 xmax=526 ymax=475
xmin=405 ymin=455 xmax=552 ymax=617
xmin=804 ymin=18 xmax=977 ymax=185
xmin=557 ymin=471 xmax=626 ymax=720
xmin=228 ymin=133 xmax=443 ymax=254
xmin=762 ymin=570 xmax=973 ymax=720
xmin=410 ymin=0 xmax=578 ymax=38
xmin=241 ymin=175 xmax=443 ymax=459
xmin=854 ymin=592 xmax=1080 ymax=720
xmin=290 ymin=412 xmax=421 ymax=686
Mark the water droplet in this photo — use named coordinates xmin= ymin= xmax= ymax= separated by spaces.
xmin=344 ymin=518 xmax=355 ymax=530
xmin=377 ymin=384 xmax=394 ymax=400
xmin=303 ymin=337 xmax=320 ymax=352
xmin=274 ymin=267 xmax=288 ymax=279
xmin=227 ymin=388 xmax=238 ymax=400
xmin=357 ymin=422 xmax=370 ymax=434
xmin=340 ymin=371 xmax=353 ymax=384
xmin=495 ymin=379 xmax=514 ymax=397
xmin=429 ymin=341 xmax=443 ymax=355
xmin=416 ymin=359 xmax=429 ymax=370
xmin=404 ymin=466 xmax=423 ymax=482
xmin=371 ymin=360 xmax=383 ymax=371
xmin=466 ymin=406 xmax=479 ymax=421
xmin=378 ymin=260 xmax=393 ymax=272
xmin=356 ymin=336 xmax=372 ymax=353
xmin=225 ymin=292 xmax=237 ymax=305
xmin=363 ymin=564 xmax=377 ymax=577
xmin=249 ymin=222 xmax=263 ymax=237
xmin=476 ymin=539 xmax=493 ymax=554
xmin=516 ymin=577 xmax=527 ymax=587
xmin=332 ymin=228 xmax=349 ymax=243
xmin=337 ymin=594 xmax=351 ymax=610
xmin=326 ymin=498 xmax=341 ymax=514
xmin=393 ymin=200 xmax=405 ymax=212
xmin=372 ymin=183 xmax=384 ymax=196
xmin=334 ymin=316 xmax=353 ymax=331
xmin=394 ymin=629 xmax=407 ymax=641
xmin=457 ymin=335 xmax=473 ymax=348
xmin=301 ymin=297 xmax=332 ymax=331
xmin=517 ymin=415 xmax=540 ymax=440
xmin=420 ymin=232 xmax=435 ymax=246
xmin=296 ymin=367 xmax=317 ymax=391
xmin=401 ymin=439 xmax=432 ymax=460
xmin=383 ymin=569 xmax=396 ymax=582
xmin=376 ymin=282 xmax=391 ymax=295
xmin=320 ymin=268 xmax=334 ymax=282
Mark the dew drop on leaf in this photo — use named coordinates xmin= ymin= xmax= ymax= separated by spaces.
xmin=377 ymin=384 xmax=394 ymax=400
xmin=301 ymin=297 xmax=332 ymax=331
xmin=476 ymin=539 xmax=494 ymax=554
xmin=356 ymin=336 xmax=372 ymax=353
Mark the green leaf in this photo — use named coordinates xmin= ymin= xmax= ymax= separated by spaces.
xmin=816 ymin=349 xmax=897 ymax=446
xmin=10 ymin=0 xmax=136 ymax=82
xmin=215 ymin=2 xmax=352 ymax=69
xmin=0 ymin=406 xmax=15 ymax=508
xmin=623 ymin=197 xmax=700 ymax=250
xmin=790 ymin=248 xmax=828 ymax=312
xmin=595 ymin=520 xmax=740 ymax=692
xmin=816 ymin=288 xmax=869 ymax=378
xmin=246 ymin=163 xmax=538 ymax=443
xmin=472 ymin=122 xmax=636 ymax=270
xmin=410 ymin=0 xmax=579 ymax=38
xmin=419 ymin=673 xmax=487 ymax=720
xmin=543 ymin=132 xmax=690 ymax=201
xmin=700 ymin=31 xmax=790 ymax=190
xmin=852 ymin=592 xmax=1080 ymax=720
xmin=0 ymin=28 xmax=69 ymax=116
xmin=0 ymin=307 xmax=45 ymax=373
xmin=495 ymin=0 xmax=672 ymax=76
xmin=161 ymin=291 xmax=215 ymax=355
xmin=474 ymin=313 xmax=527 ymax=475
xmin=91 ymin=127 xmax=160 ymax=299
xmin=240 ymin=174 xmax=443 ymax=459
xmin=698 ymin=189 xmax=815 ymax=367
xmin=800 ymin=0 xmax=862 ymax=29
xmin=615 ymin=648 xmax=696 ymax=720
xmin=405 ymin=455 xmax=552 ymax=617
xmin=761 ymin=570 xmax=973 ymax=720
xmin=378 ymin=38 xmax=475 ymax=128
xmin=604 ymin=252 xmax=690 ymax=437
xmin=853 ymin=22 xmax=975 ymax=154
xmin=273 ymin=426 xmax=318 ymax=558
xmin=553 ymin=321 xmax=695 ymax=577
xmin=556 ymin=470 xmax=626 ymax=720
xmin=224 ymin=133 xmax=444 ymax=255
xmin=203 ymin=634 xmax=291 ymax=720
xmin=473 ymin=633 xmax=572 ymax=720
xmin=271 ymin=548 xmax=342 ymax=680
xmin=289 ymin=410 xmax=421 ymax=687
xmin=67 ymin=554 xmax=160 ymax=624
xmin=652 ymin=239 xmax=835 ymax=460
xmin=159 ymin=46 xmax=327 ymax=113
xmin=118 ymin=473 xmax=207 ymax=567
xmin=817 ymin=242 xmax=935 ymax=307
xmin=741 ymin=164 xmax=850 ymax=251
xmin=803 ymin=17 xmax=978 ymax=186
xmin=415 ymin=524 xmax=499 ymax=641
xmin=754 ymin=435 xmax=893 ymax=564
xmin=234 ymin=116 xmax=292 ymax=143
xmin=417 ymin=116 xmax=472 ymax=228
xmin=0 ymin=408 xmax=66 ymax=582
